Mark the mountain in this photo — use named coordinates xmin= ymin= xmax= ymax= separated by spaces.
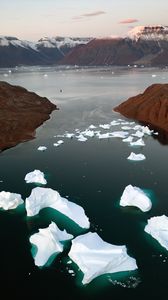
xmin=61 ymin=25 xmax=168 ymax=66
xmin=0 ymin=36 xmax=92 ymax=67
xmin=114 ymin=83 xmax=168 ymax=133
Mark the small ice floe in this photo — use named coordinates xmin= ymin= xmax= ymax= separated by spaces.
xmin=121 ymin=126 xmax=132 ymax=130
xmin=24 ymin=170 xmax=47 ymax=185
xmin=25 ymin=187 xmax=90 ymax=229
xmin=30 ymin=222 xmax=73 ymax=267
xmin=141 ymin=126 xmax=153 ymax=135
xmin=82 ymin=130 xmax=95 ymax=137
xmin=77 ymin=135 xmax=88 ymax=142
xmin=144 ymin=215 xmax=168 ymax=251
xmin=133 ymin=125 xmax=143 ymax=131
xmin=110 ymin=120 xmax=120 ymax=126
xmin=127 ymin=152 xmax=146 ymax=161
xmin=132 ymin=131 xmax=144 ymax=138
xmin=37 ymin=146 xmax=47 ymax=151
xmin=43 ymin=74 xmax=48 ymax=77
xmin=120 ymin=184 xmax=152 ymax=212
xmin=89 ymin=125 xmax=96 ymax=129
xmin=3 ymin=73 xmax=8 ymax=77
xmin=65 ymin=133 xmax=74 ymax=139
xmin=68 ymin=232 xmax=137 ymax=285
xmin=130 ymin=138 xmax=145 ymax=147
xmin=53 ymin=140 xmax=64 ymax=147
xmin=122 ymin=136 xmax=134 ymax=143
xmin=8 ymin=69 xmax=12 ymax=73
xmin=120 ymin=122 xmax=130 ymax=125
xmin=152 ymin=74 xmax=157 ymax=78
xmin=96 ymin=132 xmax=110 ymax=139
xmin=0 ymin=191 xmax=24 ymax=210
xmin=99 ymin=124 xmax=111 ymax=130
xmin=111 ymin=131 xmax=129 ymax=138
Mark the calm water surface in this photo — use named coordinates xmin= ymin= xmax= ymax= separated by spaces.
xmin=0 ymin=66 xmax=168 ymax=299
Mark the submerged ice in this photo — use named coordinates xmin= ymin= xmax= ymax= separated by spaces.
xmin=25 ymin=187 xmax=90 ymax=229
xmin=30 ymin=221 xmax=73 ymax=266
xmin=68 ymin=232 xmax=138 ymax=285
xmin=120 ymin=185 xmax=152 ymax=212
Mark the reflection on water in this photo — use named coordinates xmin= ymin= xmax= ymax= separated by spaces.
xmin=0 ymin=66 xmax=168 ymax=299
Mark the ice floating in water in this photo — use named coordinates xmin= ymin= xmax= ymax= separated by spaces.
xmin=144 ymin=215 xmax=168 ymax=251
xmin=89 ymin=125 xmax=96 ymax=129
xmin=77 ymin=135 xmax=88 ymax=142
xmin=30 ymin=222 xmax=73 ymax=267
xmin=37 ymin=146 xmax=47 ymax=151
xmin=127 ymin=152 xmax=146 ymax=161
xmin=54 ymin=140 xmax=64 ymax=147
xmin=132 ymin=130 xmax=144 ymax=138
xmin=68 ymin=232 xmax=138 ymax=285
xmin=130 ymin=138 xmax=145 ymax=147
xmin=82 ymin=130 xmax=95 ymax=137
xmin=25 ymin=187 xmax=90 ymax=229
xmin=110 ymin=120 xmax=120 ymax=126
xmin=65 ymin=133 xmax=74 ymax=138
xmin=121 ymin=126 xmax=132 ymax=130
xmin=111 ymin=131 xmax=129 ymax=138
xmin=122 ymin=136 xmax=134 ymax=143
xmin=99 ymin=124 xmax=111 ymax=130
xmin=24 ymin=170 xmax=47 ymax=185
xmin=0 ymin=191 xmax=24 ymax=210
xmin=97 ymin=132 xmax=110 ymax=139
xmin=120 ymin=184 xmax=152 ymax=212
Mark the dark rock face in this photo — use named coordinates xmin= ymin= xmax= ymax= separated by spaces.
xmin=0 ymin=81 xmax=57 ymax=150
xmin=114 ymin=84 xmax=168 ymax=132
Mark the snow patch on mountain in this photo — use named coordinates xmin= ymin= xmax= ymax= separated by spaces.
xmin=37 ymin=36 xmax=92 ymax=49
xmin=127 ymin=25 xmax=168 ymax=41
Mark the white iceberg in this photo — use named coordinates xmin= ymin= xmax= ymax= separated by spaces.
xmin=122 ymin=136 xmax=134 ymax=143
xmin=132 ymin=130 xmax=144 ymax=138
xmin=99 ymin=124 xmax=111 ymax=130
xmin=0 ymin=191 xmax=24 ymax=210
xmin=111 ymin=131 xmax=129 ymax=138
xmin=82 ymin=130 xmax=95 ymax=137
xmin=37 ymin=146 xmax=47 ymax=151
xmin=110 ymin=120 xmax=120 ymax=126
xmin=127 ymin=152 xmax=146 ymax=161
xmin=24 ymin=170 xmax=47 ymax=185
xmin=30 ymin=222 xmax=73 ymax=267
xmin=121 ymin=126 xmax=132 ymax=130
xmin=130 ymin=138 xmax=145 ymax=147
xmin=53 ymin=140 xmax=64 ymax=147
xmin=25 ymin=187 xmax=90 ymax=229
xmin=144 ymin=215 xmax=168 ymax=251
xmin=68 ymin=232 xmax=137 ymax=285
xmin=96 ymin=132 xmax=110 ymax=139
xmin=89 ymin=125 xmax=96 ymax=129
xmin=65 ymin=133 xmax=74 ymax=138
xmin=120 ymin=185 xmax=152 ymax=212
xmin=77 ymin=135 xmax=88 ymax=142
xmin=141 ymin=126 xmax=153 ymax=135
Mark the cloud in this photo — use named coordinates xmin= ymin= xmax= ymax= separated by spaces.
xmin=73 ymin=11 xmax=106 ymax=20
xmin=119 ymin=18 xmax=139 ymax=24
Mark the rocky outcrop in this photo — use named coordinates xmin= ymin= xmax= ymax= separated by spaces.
xmin=0 ymin=81 xmax=57 ymax=150
xmin=113 ymin=84 xmax=168 ymax=132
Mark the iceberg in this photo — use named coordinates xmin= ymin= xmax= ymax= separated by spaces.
xmin=144 ymin=215 xmax=168 ymax=251
xmin=122 ymin=136 xmax=134 ymax=143
xmin=25 ymin=187 xmax=90 ymax=229
xmin=53 ymin=140 xmax=64 ymax=147
xmin=30 ymin=222 xmax=73 ymax=267
xmin=130 ymin=138 xmax=145 ymax=147
xmin=77 ymin=135 xmax=88 ymax=142
xmin=0 ymin=191 xmax=24 ymax=210
xmin=37 ymin=146 xmax=47 ymax=151
xmin=99 ymin=124 xmax=111 ymax=129
xmin=24 ymin=169 xmax=47 ymax=185
xmin=127 ymin=152 xmax=146 ymax=161
xmin=82 ymin=130 xmax=95 ymax=137
xmin=111 ymin=131 xmax=129 ymax=138
xmin=68 ymin=232 xmax=137 ymax=285
xmin=120 ymin=185 xmax=152 ymax=212
xmin=132 ymin=130 xmax=144 ymax=138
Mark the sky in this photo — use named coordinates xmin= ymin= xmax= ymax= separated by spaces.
xmin=0 ymin=0 xmax=168 ymax=41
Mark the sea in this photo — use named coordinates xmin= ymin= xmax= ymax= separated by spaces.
xmin=0 ymin=65 xmax=168 ymax=299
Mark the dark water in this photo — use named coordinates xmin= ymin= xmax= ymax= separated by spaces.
xmin=0 ymin=66 xmax=168 ymax=299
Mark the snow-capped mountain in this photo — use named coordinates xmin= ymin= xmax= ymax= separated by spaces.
xmin=0 ymin=36 xmax=37 ymax=51
xmin=61 ymin=25 xmax=168 ymax=66
xmin=127 ymin=25 xmax=168 ymax=41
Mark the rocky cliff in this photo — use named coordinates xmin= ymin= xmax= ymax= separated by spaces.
xmin=0 ymin=81 xmax=57 ymax=150
xmin=114 ymin=83 xmax=168 ymax=132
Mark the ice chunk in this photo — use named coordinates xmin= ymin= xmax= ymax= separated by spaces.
xmin=111 ymin=131 xmax=129 ymax=138
xmin=127 ymin=152 xmax=146 ymax=161
xmin=99 ymin=124 xmax=111 ymax=130
xmin=37 ymin=146 xmax=47 ymax=151
xmin=65 ymin=133 xmax=74 ymax=138
xmin=122 ymin=136 xmax=134 ymax=143
xmin=25 ymin=187 xmax=90 ymax=229
xmin=30 ymin=222 xmax=73 ymax=267
xmin=132 ymin=130 xmax=144 ymax=138
xmin=77 ymin=135 xmax=88 ymax=142
xmin=82 ymin=130 xmax=95 ymax=137
xmin=130 ymin=138 xmax=145 ymax=147
xmin=141 ymin=126 xmax=153 ymax=135
xmin=120 ymin=184 xmax=152 ymax=212
xmin=68 ymin=232 xmax=137 ymax=285
xmin=121 ymin=126 xmax=132 ymax=130
xmin=89 ymin=125 xmax=96 ymax=129
xmin=144 ymin=215 xmax=168 ymax=250
xmin=54 ymin=140 xmax=64 ymax=147
xmin=96 ymin=132 xmax=110 ymax=139
xmin=110 ymin=120 xmax=120 ymax=126
xmin=24 ymin=170 xmax=47 ymax=185
xmin=0 ymin=191 xmax=24 ymax=210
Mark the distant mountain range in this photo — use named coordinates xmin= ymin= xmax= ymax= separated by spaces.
xmin=1 ymin=26 xmax=168 ymax=67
